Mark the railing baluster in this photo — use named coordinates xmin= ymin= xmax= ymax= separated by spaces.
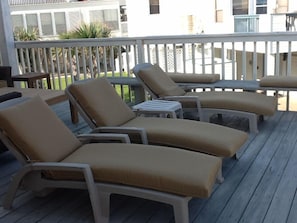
xmin=164 ymin=43 xmax=168 ymax=72
xmin=201 ymin=43 xmax=205 ymax=74
xmin=173 ymin=43 xmax=177 ymax=72
xmin=55 ymin=47 xmax=62 ymax=89
xmin=242 ymin=42 xmax=246 ymax=80
xmin=231 ymin=42 xmax=237 ymax=80
xmin=182 ymin=43 xmax=186 ymax=74
xmin=110 ymin=46 xmax=115 ymax=77
xmin=191 ymin=43 xmax=195 ymax=74
xmin=74 ymin=47 xmax=80 ymax=80
xmin=253 ymin=41 xmax=257 ymax=80
xmin=264 ymin=41 xmax=268 ymax=77
xmin=155 ymin=44 xmax=159 ymax=65
xmin=287 ymin=41 xmax=292 ymax=76
xmin=221 ymin=42 xmax=225 ymax=80
xmin=211 ymin=42 xmax=215 ymax=75
xmin=88 ymin=46 xmax=94 ymax=78
xmin=275 ymin=41 xmax=280 ymax=75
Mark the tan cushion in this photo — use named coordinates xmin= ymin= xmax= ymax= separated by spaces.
xmin=61 ymin=143 xmax=222 ymax=197
xmin=122 ymin=117 xmax=248 ymax=157
xmin=68 ymin=78 xmax=135 ymax=126
xmin=185 ymin=91 xmax=277 ymax=116
xmin=168 ymin=73 xmax=220 ymax=83
xmin=260 ymin=76 xmax=297 ymax=88
xmin=137 ymin=64 xmax=185 ymax=97
xmin=0 ymin=96 xmax=81 ymax=162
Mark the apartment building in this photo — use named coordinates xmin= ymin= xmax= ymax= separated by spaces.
xmin=9 ymin=0 xmax=126 ymax=39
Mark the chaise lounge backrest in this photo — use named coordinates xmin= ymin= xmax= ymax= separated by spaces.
xmin=134 ymin=63 xmax=186 ymax=98
xmin=67 ymin=78 xmax=136 ymax=127
xmin=0 ymin=96 xmax=81 ymax=162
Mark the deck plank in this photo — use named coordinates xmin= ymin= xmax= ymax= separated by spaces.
xmin=238 ymin=112 xmax=297 ymax=223
xmin=1 ymin=101 xmax=297 ymax=223
xmin=262 ymin=128 xmax=297 ymax=223
xmin=192 ymin=111 xmax=283 ymax=223
xmin=219 ymin=112 xmax=296 ymax=223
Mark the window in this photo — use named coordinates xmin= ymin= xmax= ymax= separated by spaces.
xmin=40 ymin=13 xmax=53 ymax=35
xmin=233 ymin=0 xmax=248 ymax=15
xmin=90 ymin=9 xmax=119 ymax=30
xmin=120 ymin=5 xmax=127 ymax=22
xmin=68 ymin=11 xmax=82 ymax=30
xmin=26 ymin=14 xmax=38 ymax=32
xmin=215 ymin=0 xmax=224 ymax=22
xmin=54 ymin=12 xmax=67 ymax=34
xmin=149 ymin=0 xmax=160 ymax=14
xmin=256 ymin=0 xmax=267 ymax=14
xmin=12 ymin=15 xmax=24 ymax=32
xmin=103 ymin=9 xmax=119 ymax=30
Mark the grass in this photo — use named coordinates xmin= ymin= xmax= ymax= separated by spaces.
xmin=19 ymin=71 xmax=134 ymax=102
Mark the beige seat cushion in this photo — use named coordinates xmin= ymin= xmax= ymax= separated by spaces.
xmin=68 ymin=78 xmax=136 ymax=126
xmin=185 ymin=91 xmax=277 ymax=116
xmin=168 ymin=73 xmax=220 ymax=83
xmin=61 ymin=143 xmax=222 ymax=198
xmin=137 ymin=64 xmax=186 ymax=97
xmin=0 ymin=97 xmax=81 ymax=162
xmin=260 ymin=76 xmax=297 ymax=88
xmin=122 ymin=117 xmax=248 ymax=157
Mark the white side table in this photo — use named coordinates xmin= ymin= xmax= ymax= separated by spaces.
xmin=132 ymin=100 xmax=183 ymax=118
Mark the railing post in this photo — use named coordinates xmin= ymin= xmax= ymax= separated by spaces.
xmin=136 ymin=39 xmax=145 ymax=64
xmin=0 ymin=0 xmax=19 ymax=75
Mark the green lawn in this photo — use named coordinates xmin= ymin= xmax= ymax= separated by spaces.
xmin=34 ymin=72 xmax=134 ymax=102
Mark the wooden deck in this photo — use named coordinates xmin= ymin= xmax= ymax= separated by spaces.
xmin=1 ymin=100 xmax=297 ymax=223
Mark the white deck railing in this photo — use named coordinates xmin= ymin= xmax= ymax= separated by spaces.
xmin=14 ymin=32 xmax=297 ymax=103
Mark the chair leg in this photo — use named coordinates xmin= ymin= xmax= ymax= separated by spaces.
xmin=2 ymin=168 xmax=29 ymax=209
xmin=98 ymin=191 xmax=111 ymax=219
xmin=216 ymin=166 xmax=224 ymax=184
xmin=172 ymin=198 xmax=190 ymax=223
xmin=248 ymin=115 xmax=259 ymax=134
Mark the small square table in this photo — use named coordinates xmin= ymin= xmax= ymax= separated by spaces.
xmin=132 ymin=100 xmax=183 ymax=118
xmin=12 ymin=72 xmax=51 ymax=89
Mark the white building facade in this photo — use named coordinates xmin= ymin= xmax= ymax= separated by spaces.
xmin=9 ymin=0 xmax=125 ymax=39
xmin=125 ymin=0 xmax=297 ymax=78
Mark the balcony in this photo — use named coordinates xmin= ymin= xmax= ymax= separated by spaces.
xmin=2 ymin=30 xmax=297 ymax=222
xmin=1 ymin=99 xmax=297 ymax=222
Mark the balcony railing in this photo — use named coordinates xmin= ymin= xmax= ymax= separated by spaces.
xmin=13 ymin=32 xmax=297 ymax=103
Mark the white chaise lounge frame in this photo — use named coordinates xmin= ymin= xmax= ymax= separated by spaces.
xmin=133 ymin=63 xmax=276 ymax=134
xmin=0 ymin=130 xmax=192 ymax=223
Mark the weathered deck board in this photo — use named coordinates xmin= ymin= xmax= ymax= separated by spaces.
xmin=1 ymin=101 xmax=297 ymax=223
xmin=192 ymin=112 xmax=282 ymax=223
xmin=239 ymin=112 xmax=297 ymax=223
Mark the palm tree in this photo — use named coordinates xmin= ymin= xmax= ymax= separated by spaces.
xmin=60 ymin=22 xmax=113 ymax=78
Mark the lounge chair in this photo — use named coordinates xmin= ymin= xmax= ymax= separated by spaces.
xmin=133 ymin=63 xmax=278 ymax=133
xmin=0 ymin=96 xmax=222 ymax=223
xmin=65 ymin=77 xmax=248 ymax=159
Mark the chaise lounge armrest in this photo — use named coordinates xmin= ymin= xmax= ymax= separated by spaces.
xmin=90 ymin=126 xmax=148 ymax=144
xmin=77 ymin=133 xmax=131 ymax=144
